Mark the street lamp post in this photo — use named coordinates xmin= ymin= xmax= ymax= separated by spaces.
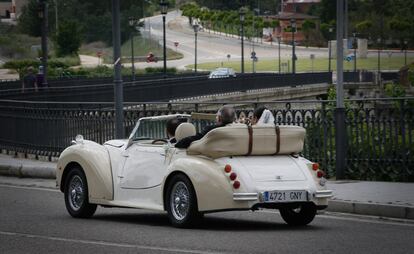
xmin=290 ymin=18 xmax=296 ymax=74
xmin=193 ymin=22 xmax=199 ymax=73
xmin=38 ymin=0 xmax=48 ymax=87
xmin=277 ymin=35 xmax=281 ymax=73
xmin=239 ymin=8 xmax=246 ymax=74
xmin=160 ymin=0 xmax=168 ymax=77
xmin=129 ymin=17 xmax=138 ymax=81
xmin=328 ymin=27 xmax=333 ymax=73
xmin=404 ymin=40 xmax=408 ymax=66
xmin=111 ymin=0 xmax=124 ymax=139
xmin=377 ymin=38 xmax=381 ymax=74
xmin=353 ymin=32 xmax=357 ymax=72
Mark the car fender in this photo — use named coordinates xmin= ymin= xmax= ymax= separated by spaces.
xmin=164 ymin=156 xmax=247 ymax=212
xmin=57 ymin=140 xmax=113 ymax=202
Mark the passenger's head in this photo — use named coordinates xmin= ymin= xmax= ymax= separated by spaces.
xmin=27 ymin=66 xmax=34 ymax=73
xmin=252 ymin=106 xmax=267 ymax=125
xmin=166 ymin=118 xmax=182 ymax=138
xmin=216 ymin=105 xmax=236 ymax=125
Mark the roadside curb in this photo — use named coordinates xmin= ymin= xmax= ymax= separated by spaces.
xmin=327 ymin=200 xmax=414 ymax=220
xmin=0 ymin=163 xmax=56 ymax=179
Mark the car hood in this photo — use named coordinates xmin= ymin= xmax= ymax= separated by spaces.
xmin=104 ymin=139 xmax=128 ymax=148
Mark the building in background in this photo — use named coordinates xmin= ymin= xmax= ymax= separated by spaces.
xmin=0 ymin=0 xmax=12 ymax=18
xmin=10 ymin=0 xmax=28 ymax=20
xmin=282 ymin=0 xmax=321 ymax=13
xmin=263 ymin=0 xmax=320 ymax=44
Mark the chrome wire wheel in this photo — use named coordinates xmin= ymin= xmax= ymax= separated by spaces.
xmin=68 ymin=175 xmax=85 ymax=211
xmin=170 ymin=181 xmax=190 ymax=221
xmin=64 ymin=168 xmax=97 ymax=218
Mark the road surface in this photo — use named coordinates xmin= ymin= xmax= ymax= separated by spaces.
xmin=0 ymin=181 xmax=413 ymax=253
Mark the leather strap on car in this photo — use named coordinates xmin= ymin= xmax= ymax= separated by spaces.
xmin=246 ymin=125 xmax=253 ymax=156
xmin=275 ymin=125 xmax=280 ymax=155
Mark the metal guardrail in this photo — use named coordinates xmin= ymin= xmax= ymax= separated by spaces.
xmin=0 ymin=97 xmax=413 ymax=182
xmin=0 ymin=72 xmax=333 ymax=102
xmin=0 ymin=72 xmax=210 ymax=91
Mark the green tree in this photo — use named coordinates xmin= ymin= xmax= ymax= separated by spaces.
xmin=55 ymin=20 xmax=82 ymax=57
xmin=389 ymin=18 xmax=411 ymax=47
xmin=355 ymin=20 xmax=373 ymax=36
xmin=18 ymin=0 xmax=42 ymax=36
xmin=302 ymin=20 xmax=316 ymax=47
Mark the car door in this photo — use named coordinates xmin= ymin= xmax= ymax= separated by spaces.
xmin=119 ymin=141 xmax=167 ymax=189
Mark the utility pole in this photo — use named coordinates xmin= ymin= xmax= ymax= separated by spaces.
xmin=335 ymin=0 xmax=346 ymax=180
xmin=112 ymin=0 xmax=124 ymax=139
xmin=291 ymin=18 xmax=296 ymax=74
xmin=240 ymin=8 xmax=246 ymax=74
xmin=278 ymin=36 xmax=281 ymax=74
xmin=38 ymin=0 xmax=48 ymax=87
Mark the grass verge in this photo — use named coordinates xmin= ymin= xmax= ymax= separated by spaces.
xmin=189 ymin=56 xmax=414 ymax=72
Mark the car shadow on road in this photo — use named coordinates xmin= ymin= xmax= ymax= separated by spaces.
xmin=92 ymin=211 xmax=323 ymax=232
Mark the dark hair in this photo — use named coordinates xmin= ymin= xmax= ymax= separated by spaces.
xmin=253 ymin=106 xmax=267 ymax=119
xmin=166 ymin=118 xmax=182 ymax=137
xmin=217 ymin=105 xmax=236 ymax=125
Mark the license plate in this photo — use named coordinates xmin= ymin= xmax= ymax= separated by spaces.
xmin=263 ymin=190 xmax=308 ymax=203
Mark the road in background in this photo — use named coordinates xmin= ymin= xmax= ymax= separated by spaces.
xmin=139 ymin=11 xmax=409 ymax=70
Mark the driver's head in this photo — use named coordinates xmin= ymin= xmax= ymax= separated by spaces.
xmin=216 ymin=105 xmax=236 ymax=125
xmin=166 ymin=118 xmax=182 ymax=138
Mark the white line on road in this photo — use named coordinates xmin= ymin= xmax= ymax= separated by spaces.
xmin=0 ymin=184 xmax=59 ymax=192
xmin=0 ymin=230 xmax=227 ymax=254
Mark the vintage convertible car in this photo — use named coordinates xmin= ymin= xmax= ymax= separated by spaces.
xmin=56 ymin=114 xmax=332 ymax=228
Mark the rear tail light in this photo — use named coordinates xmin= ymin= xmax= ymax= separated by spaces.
xmin=224 ymin=164 xmax=232 ymax=173
xmin=317 ymin=170 xmax=325 ymax=178
xmin=229 ymin=172 xmax=237 ymax=181
xmin=312 ymin=163 xmax=319 ymax=171
xmin=233 ymin=181 xmax=240 ymax=189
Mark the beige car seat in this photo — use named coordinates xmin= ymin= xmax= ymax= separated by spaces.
xmin=175 ymin=122 xmax=196 ymax=142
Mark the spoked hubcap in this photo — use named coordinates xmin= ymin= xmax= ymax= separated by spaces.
xmin=68 ymin=175 xmax=85 ymax=211
xmin=170 ymin=182 xmax=190 ymax=220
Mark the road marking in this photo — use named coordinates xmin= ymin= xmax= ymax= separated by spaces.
xmin=0 ymin=184 xmax=59 ymax=192
xmin=0 ymin=231 xmax=226 ymax=254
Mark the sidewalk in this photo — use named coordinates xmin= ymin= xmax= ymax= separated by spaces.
xmin=0 ymin=153 xmax=413 ymax=220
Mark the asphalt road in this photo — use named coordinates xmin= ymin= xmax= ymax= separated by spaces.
xmin=1 ymin=184 xmax=413 ymax=254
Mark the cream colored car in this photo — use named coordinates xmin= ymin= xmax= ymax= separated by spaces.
xmin=56 ymin=114 xmax=332 ymax=228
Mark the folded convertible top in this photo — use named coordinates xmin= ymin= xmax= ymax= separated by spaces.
xmin=187 ymin=123 xmax=306 ymax=158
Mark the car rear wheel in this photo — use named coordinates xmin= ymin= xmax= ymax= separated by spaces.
xmin=64 ymin=167 xmax=97 ymax=218
xmin=279 ymin=203 xmax=317 ymax=226
xmin=166 ymin=174 xmax=202 ymax=228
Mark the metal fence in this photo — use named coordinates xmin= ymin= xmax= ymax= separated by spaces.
xmin=0 ymin=98 xmax=413 ymax=181
xmin=0 ymin=72 xmax=209 ymax=92
xmin=0 ymin=72 xmax=332 ymax=102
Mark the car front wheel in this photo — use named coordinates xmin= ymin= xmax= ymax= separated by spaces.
xmin=279 ymin=203 xmax=317 ymax=226
xmin=64 ymin=167 xmax=97 ymax=218
xmin=166 ymin=174 xmax=202 ymax=228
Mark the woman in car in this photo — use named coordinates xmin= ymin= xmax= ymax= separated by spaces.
xmin=252 ymin=106 xmax=275 ymax=126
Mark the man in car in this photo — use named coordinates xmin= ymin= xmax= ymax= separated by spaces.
xmin=166 ymin=118 xmax=184 ymax=143
xmin=175 ymin=105 xmax=236 ymax=148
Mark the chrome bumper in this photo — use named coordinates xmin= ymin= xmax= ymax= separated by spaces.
xmin=233 ymin=193 xmax=258 ymax=201
xmin=314 ymin=190 xmax=333 ymax=198
xmin=233 ymin=190 xmax=333 ymax=201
